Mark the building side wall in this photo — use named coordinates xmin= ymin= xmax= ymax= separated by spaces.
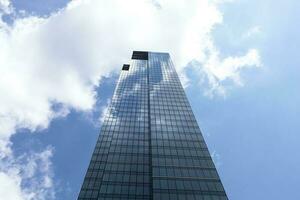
xmin=149 ymin=53 xmax=227 ymax=199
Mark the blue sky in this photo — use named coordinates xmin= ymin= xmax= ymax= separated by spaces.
xmin=1 ymin=0 xmax=300 ymax=199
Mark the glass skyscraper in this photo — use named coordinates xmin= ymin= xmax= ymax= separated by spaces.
xmin=78 ymin=51 xmax=228 ymax=200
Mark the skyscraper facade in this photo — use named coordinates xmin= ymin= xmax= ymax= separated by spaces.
xmin=78 ymin=51 xmax=228 ymax=200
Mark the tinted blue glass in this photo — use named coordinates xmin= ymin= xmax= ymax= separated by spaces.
xmin=148 ymin=53 xmax=227 ymax=199
xmin=78 ymin=52 xmax=228 ymax=200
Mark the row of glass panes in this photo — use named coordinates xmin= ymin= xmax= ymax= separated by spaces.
xmin=151 ymin=133 xmax=203 ymax=140
xmin=109 ymin=110 xmax=146 ymax=115
xmin=107 ymin=113 xmax=146 ymax=119
xmin=93 ymin=147 xmax=109 ymax=155
xmin=113 ymin=95 xmax=147 ymax=101
xmin=152 ymin=139 xmax=206 ymax=148
xmin=108 ymin=148 xmax=148 ymax=154
xmin=110 ymin=140 xmax=149 ymax=146
xmin=109 ymin=146 xmax=149 ymax=153
xmin=111 ymin=99 xmax=148 ymax=105
xmin=150 ymin=95 xmax=186 ymax=101
xmin=117 ymin=82 xmax=147 ymax=88
xmin=86 ymin=161 xmax=106 ymax=170
xmin=102 ymin=173 xmax=150 ymax=183
xmin=150 ymin=79 xmax=182 ymax=84
xmin=150 ymin=85 xmax=184 ymax=91
xmin=150 ymin=102 xmax=190 ymax=107
xmin=94 ymin=141 xmax=110 ymax=148
xmin=99 ymin=184 xmax=150 ymax=196
xmin=152 ymin=167 xmax=219 ymax=178
xmin=153 ymin=179 xmax=224 ymax=192
xmin=151 ymin=130 xmax=202 ymax=135
xmin=105 ymin=127 xmax=146 ymax=133
xmin=151 ymin=114 xmax=195 ymax=121
xmin=151 ymin=118 xmax=199 ymax=126
xmin=150 ymin=91 xmax=185 ymax=97
xmin=111 ymin=101 xmax=147 ymax=107
xmin=150 ymin=110 xmax=192 ymax=116
xmin=151 ymin=127 xmax=201 ymax=133
xmin=100 ymin=165 xmax=149 ymax=173
xmin=103 ymin=123 xmax=149 ymax=129
xmin=150 ymin=110 xmax=194 ymax=116
xmin=102 ymin=126 xmax=149 ymax=132
xmin=78 ymin=189 xmax=99 ymax=199
xmin=150 ymin=88 xmax=185 ymax=94
xmin=150 ymin=109 xmax=193 ymax=116
xmin=151 ymin=154 xmax=211 ymax=161
xmin=150 ymin=86 xmax=184 ymax=91
xmin=152 ymin=148 xmax=210 ymax=157
xmin=103 ymin=117 xmax=148 ymax=123
xmin=151 ymin=105 xmax=191 ymax=110
xmin=152 ymin=192 xmax=227 ymax=200
xmin=104 ymin=120 xmax=148 ymax=126
xmin=103 ymin=120 xmax=148 ymax=126
xmin=81 ymin=178 xmax=101 ymax=189
xmin=106 ymin=155 xmax=149 ymax=163
xmin=152 ymin=120 xmax=198 ymax=127
xmin=101 ymin=133 xmax=148 ymax=140
xmin=152 ymin=157 xmax=214 ymax=167
xmin=91 ymin=154 xmax=108 ymax=162
xmin=112 ymin=91 xmax=147 ymax=96
xmin=111 ymin=104 xmax=147 ymax=109
xmin=85 ymin=170 xmax=103 ymax=178
xmin=115 ymin=86 xmax=147 ymax=92
xmin=104 ymin=115 xmax=147 ymax=120
xmin=105 ymin=153 xmax=150 ymax=161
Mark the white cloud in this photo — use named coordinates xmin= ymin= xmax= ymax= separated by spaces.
xmin=0 ymin=147 xmax=54 ymax=200
xmin=0 ymin=0 xmax=262 ymax=198
xmin=0 ymin=172 xmax=23 ymax=200
xmin=0 ymin=0 xmax=11 ymax=14
xmin=190 ymin=49 xmax=261 ymax=97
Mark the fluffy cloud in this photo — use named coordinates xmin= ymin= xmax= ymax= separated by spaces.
xmin=189 ymin=48 xmax=261 ymax=97
xmin=0 ymin=147 xmax=54 ymax=200
xmin=0 ymin=0 xmax=11 ymax=14
xmin=0 ymin=0 xmax=261 ymax=199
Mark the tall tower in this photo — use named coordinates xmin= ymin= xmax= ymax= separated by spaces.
xmin=78 ymin=51 xmax=228 ymax=200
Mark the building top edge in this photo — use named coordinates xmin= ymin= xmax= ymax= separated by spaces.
xmin=133 ymin=50 xmax=169 ymax=54
xmin=131 ymin=50 xmax=169 ymax=60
